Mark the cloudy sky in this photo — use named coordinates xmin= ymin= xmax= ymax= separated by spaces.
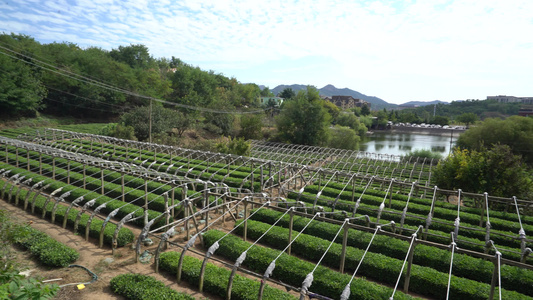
xmin=1 ymin=0 xmax=532 ymax=104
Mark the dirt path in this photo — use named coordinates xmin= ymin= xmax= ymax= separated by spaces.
xmin=0 ymin=200 xmax=215 ymax=300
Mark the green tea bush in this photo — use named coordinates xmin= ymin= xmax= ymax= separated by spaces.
xmin=110 ymin=273 xmax=195 ymax=300
xmin=159 ymin=252 xmax=296 ymax=300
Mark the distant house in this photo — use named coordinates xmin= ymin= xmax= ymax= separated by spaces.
xmin=518 ymin=106 xmax=533 ymax=117
xmin=323 ymin=95 xmax=371 ymax=109
xmin=260 ymin=96 xmax=284 ymax=107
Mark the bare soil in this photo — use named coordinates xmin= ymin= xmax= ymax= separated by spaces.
xmin=1 ymin=200 xmax=215 ymax=300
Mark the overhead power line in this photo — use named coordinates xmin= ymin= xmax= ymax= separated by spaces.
xmin=0 ymin=45 xmax=269 ymax=115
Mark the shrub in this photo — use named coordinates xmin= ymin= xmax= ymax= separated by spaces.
xmin=110 ymin=273 xmax=195 ymax=300
xmin=159 ymin=252 xmax=296 ymax=300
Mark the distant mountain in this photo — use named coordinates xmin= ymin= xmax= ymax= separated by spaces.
xmin=270 ymin=84 xmax=309 ymax=95
xmin=399 ymin=100 xmax=448 ymax=107
xmin=270 ymin=84 xmax=396 ymax=110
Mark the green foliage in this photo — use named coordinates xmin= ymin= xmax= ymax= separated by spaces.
xmin=277 ymin=87 xmax=295 ymax=100
xmin=216 ymin=137 xmax=251 ymax=156
xmin=99 ymin=123 xmax=137 ymax=140
xmin=0 ymin=272 xmax=59 ymax=300
xmin=327 ymin=125 xmax=359 ymax=150
xmin=121 ymin=105 xmax=189 ymax=141
xmin=110 ymin=273 xmax=195 ymax=300
xmin=16 ymin=227 xmax=79 ymax=267
xmin=246 ymin=208 xmax=533 ymax=296
xmin=0 ymin=210 xmax=60 ymax=299
xmin=456 ymin=116 xmax=533 ymax=165
xmin=109 ymin=44 xmax=155 ymax=69
xmin=402 ymin=149 xmax=443 ymax=160
xmin=397 ymin=100 xmax=521 ymax=122
xmin=291 ymin=186 xmax=531 ymax=250
xmin=322 ymin=100 xmax=341 ymax=120
xmin=203 ymin=99 xmax=235 ymax=136
xmin=0 ymin=164 xmax=135 ymax=247
xmin=239 ymin=114 xmax=263 ymax=140
xmin=456 ymin=112 xmax=479 ymax=127
xmin=0 ymin=47 xmax=46 ymax=116
xmin=260 ymin=87 xmax=274 ymax=97
xmin=373 ymin=110 xmax=389 ymax=128
xmin=200 ymin=230 xmax=415 ymax=300
xmin=275 ymin=86 xmax=331 ymax=146
xmin=159 ymin=252 xmax=296 ymax=300
xmin=0 ymin=33 xmax=263 ymax=122
xmin=336 ymin=112 xmax=368 ymax=136
xmin=361 ymin=104 xmax=371 ymax=116
xmin=233 ymin=219 xmax=531 ymax=299
xmin=359 ymin=115 xmax=373 ymax=128
xmin=351 ymin=106 xmax=362 ymax=116
xmin=433 ymin=145 xmax=532 ymax=199
xmin=432 ymin=115 xmax=449 ymax=126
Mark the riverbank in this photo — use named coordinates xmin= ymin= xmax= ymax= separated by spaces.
xmin=383 ymin=126 xmax=465 ymax=137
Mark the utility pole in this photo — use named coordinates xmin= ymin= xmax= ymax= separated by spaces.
xmin=149 ymin=98 xmax=152 ymax=144
xmin=433 ymin=104 xmax=436 ymax=117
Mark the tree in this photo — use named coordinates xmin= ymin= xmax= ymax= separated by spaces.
xmin=260 ymin=87 xmax=274 ymax=97
xmin=432 ymin=115 xmax=449 ymax=126
xmin=374 ymin=110 xmax=389 ymax=129
xmin=275 ymin=86 xmax=331 ymax=146
xmin=121 ymin=105 xmax=189 ymax=141
xmin=455 ymin=112 xmax=478 ymax=127
xmin=278 ymin=88 xmax=295 ymax=100
xmin=216 ymin=137 xmax=251 ymax=156
xmin=327 ymin=125 xmax=359 ymax=150
xmin=456 ymin=116 xmax=533 ymax=165
xmin=433 ymin=145 xmax=532 ymax=199
xmin=239 ymin=114 xmax=263 ymax=140
xmin=204 ymin=99 xmax=236 ymax=136
xmin=0 ymin=53 xmax=46 ymax=116
xmin=110 ymin=44 xmax=154 ymax=69
xmin=361 ymin=104 xmax=371 ymax=116
xmin=322 ymin=100 xmax=340 ymax=121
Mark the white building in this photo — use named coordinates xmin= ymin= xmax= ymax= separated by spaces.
xmin=487 ymin=95 xmax=533 ymax=104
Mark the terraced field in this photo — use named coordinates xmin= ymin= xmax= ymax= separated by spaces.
xmin=0 ymin=128 xmax=531 ymax=299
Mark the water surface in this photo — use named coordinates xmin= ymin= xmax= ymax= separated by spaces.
xmin=358 ymin=131 xmax=459 ymax=157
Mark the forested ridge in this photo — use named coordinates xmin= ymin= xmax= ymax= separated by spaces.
xmin=0 ymin=33 xmax=265 ymax=119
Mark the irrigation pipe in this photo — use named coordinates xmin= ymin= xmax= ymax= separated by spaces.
xmin=58 ymin=265 xmax=98 ymax=288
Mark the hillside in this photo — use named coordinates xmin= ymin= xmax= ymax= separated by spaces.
xmin=399 ymin=100 xmax=448 ymax=107
xmin=271 ymin=84 xmax=396 ymax=110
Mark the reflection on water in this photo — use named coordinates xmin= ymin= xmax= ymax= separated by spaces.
xmin=358 ymin=132 xmax=458 ymax=156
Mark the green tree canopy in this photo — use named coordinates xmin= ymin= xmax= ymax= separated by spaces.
xmin=0 ymin=53 xmax=46 ymax=116
xmin=278 ymin=88 xmax=296 ymax=100
xmin=110 ymin=44 xmax=155 ymax=69
xmin=121 ymin=105 xmax=189 ymax=141
xmin=361 ymin=104 xmax=371 ymax=116
xmin=456 ymin=116 xmax=533 ymax=165
xmin=433 ymin=145 xmax=532 ymax=199
xmin=260 ymin=87 xmax=274 ymax=97
xmin=239 ymin=114 xmax=263 ymax=140
xmin=456 ymin=112 xmax=478 ymax=127
xmin=327 ymin=125 xmax=359 ymax=150
xmin=275 ymin=86 xmax=331 ymax=146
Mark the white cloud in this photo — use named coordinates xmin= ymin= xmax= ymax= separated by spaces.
xmin=1 ymin=0 xmax=532 ymax=103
